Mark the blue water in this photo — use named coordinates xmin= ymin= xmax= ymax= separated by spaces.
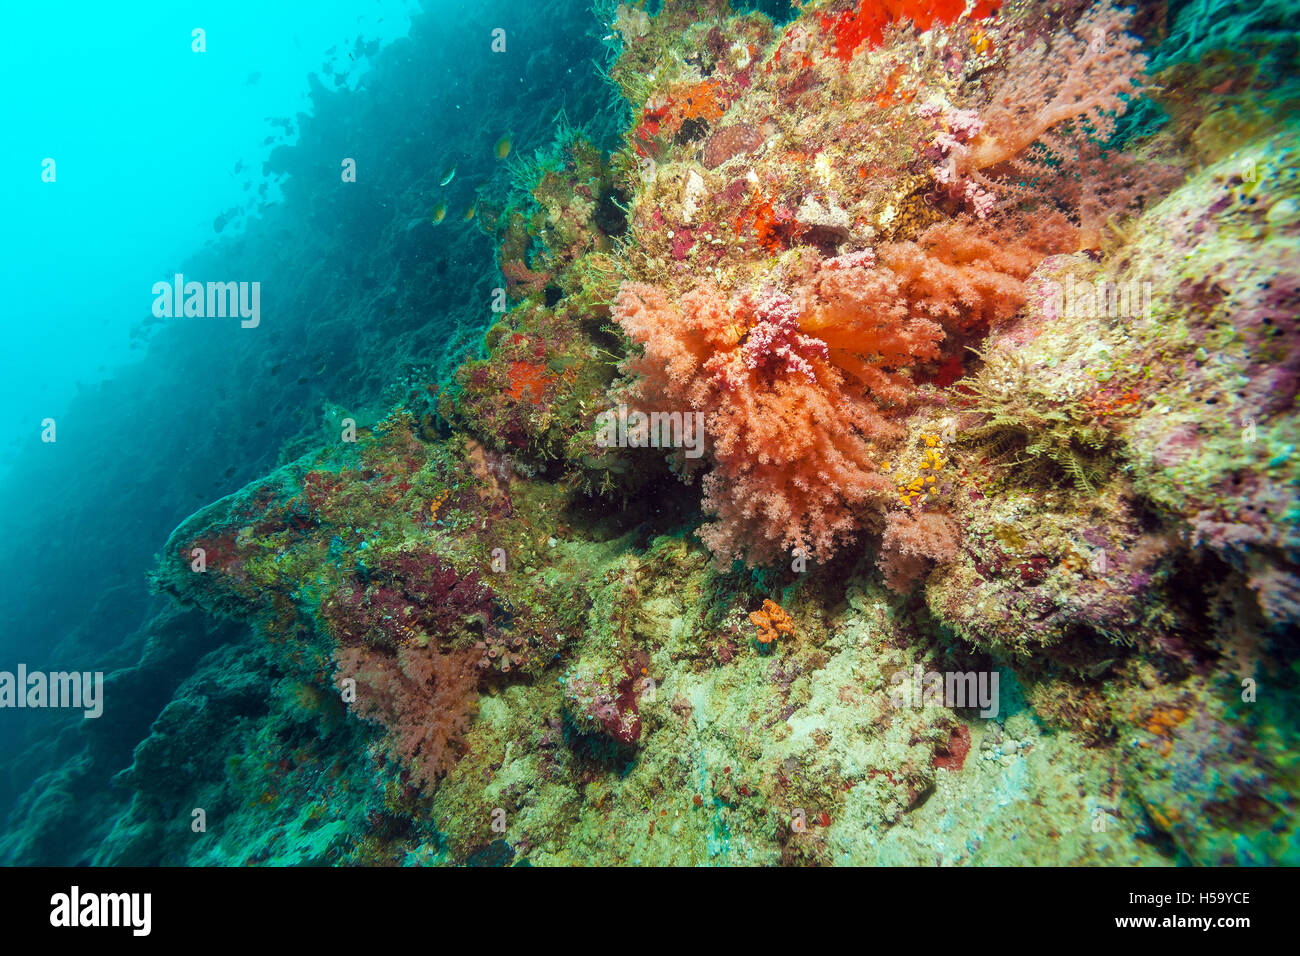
xmin=0 ymin=0 xmax=614 ymax=855
xmin=1 ymin=2 xmax=417 ymax=458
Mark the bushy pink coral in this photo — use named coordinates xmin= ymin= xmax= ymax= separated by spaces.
xmin=879 ymin=511 xmax=960 ymax=593
xmin=966 ymin=0 xmax=1147 ymax=171
xmin=923 ymin=104 xmax=993 ymax=217
xmin=736 ymin=287 xmax=828 ymax=383
xmin=334 ymin=643 xmax=479 ymax=791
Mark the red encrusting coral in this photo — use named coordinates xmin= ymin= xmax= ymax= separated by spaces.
xmin=507 ymin=360 xmax=556 ymax=404
xmin=932 ymin=724 xmax=972 ymax=771
xmin=562 ymin=664 xmax=644 ymax=745
xmin=634 ymin=78 xmax=742 ymax=157
xmin=821 ymin=0 xmax=1000 ymax=63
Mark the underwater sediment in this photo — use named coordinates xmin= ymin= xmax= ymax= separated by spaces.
xmin=7 ymin=0 xmax=1300 ymax=867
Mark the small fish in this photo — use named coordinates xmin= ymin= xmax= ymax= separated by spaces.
xmin=494 ymin=135 xmax=512 ymax=160
xmin=463 ymin=205 xmax=477 ymax=221
xmin=431 ymin=203 xmax=447 ymax=224
xmin=439 ymin=165 xmax=457 ymax=186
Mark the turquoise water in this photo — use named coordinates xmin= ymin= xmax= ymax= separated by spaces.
xmin=0 ymin=0 xmax=616 ymax=860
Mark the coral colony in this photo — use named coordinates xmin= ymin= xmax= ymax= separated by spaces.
xmin=11 ymin=0 xmax=1299 ymax=869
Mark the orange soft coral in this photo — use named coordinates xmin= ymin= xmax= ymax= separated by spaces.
xmin=615 ymin=220 xmax=1069 ymax=568
xmin=750 ymin=599 xmax=796 ymax=646
xmin=615 ymin=253 xmax=940 ymax=567
xmin=879 ymin=217 xmax=1077 ymax=335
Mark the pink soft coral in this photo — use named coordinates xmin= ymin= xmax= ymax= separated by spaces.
xmin=966 ymin=0 xmax=1147 ymax=171
xmin=879 ymin=511 xmax=960 ymax=593
xmin=334 ymin=643 xmax=479 ymax=792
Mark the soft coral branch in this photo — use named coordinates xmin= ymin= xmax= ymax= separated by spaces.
xmin=967 ymin=0 xmax=1147 ymax=170
xmin=334 ymin=643 xmax=479 ymax=792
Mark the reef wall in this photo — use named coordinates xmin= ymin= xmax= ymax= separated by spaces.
xmin=8 ymin=0 xmax=1298 ymax=866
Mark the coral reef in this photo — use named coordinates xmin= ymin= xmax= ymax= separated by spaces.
xmin=16 ymin=0 xmax=1295 ymax=868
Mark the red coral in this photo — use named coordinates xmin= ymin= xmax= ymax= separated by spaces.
xmin=821 ymin=0 xmax=996 ymax=63
xmin=671 ymin=227 xmax=697 ymax=260
xmin=733 ymin=194 xmax=791 ymax=253
xmin=821 ymin=2 xmax=894 ymax=61
xmin=562 ymin=664 xmax=643 ymax=744
xmin=607 ymin=668 xmax=644 ymax=745
xmin=185 ymin=530 xmax=244 ymax=580
xmin=300 ymin=470 xmax=346 ymax=514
